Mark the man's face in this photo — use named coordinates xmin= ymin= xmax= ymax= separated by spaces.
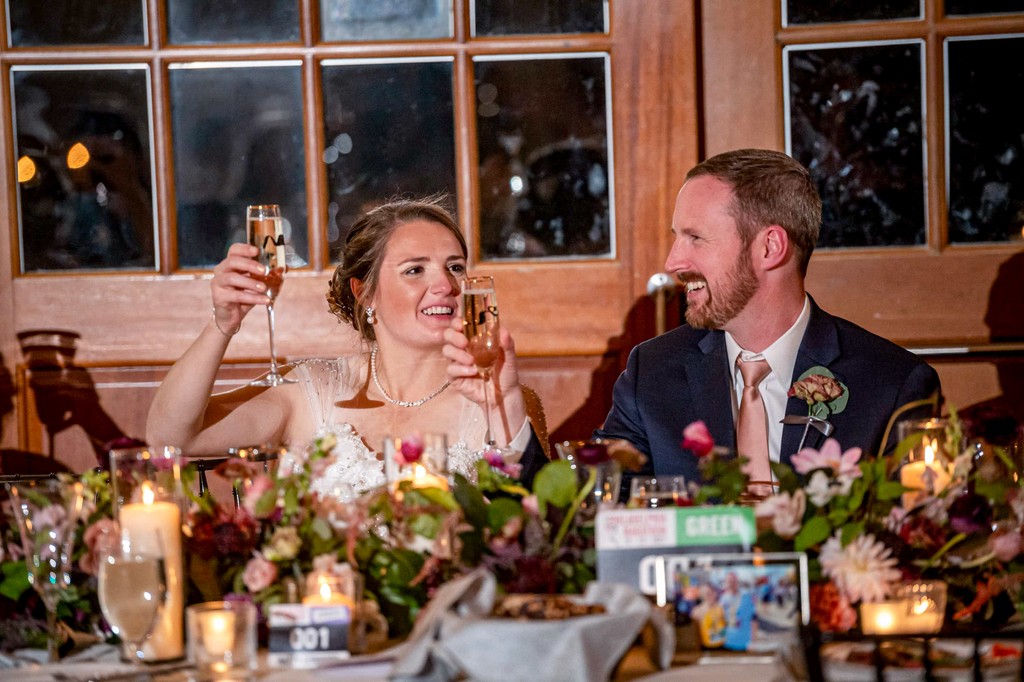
xmin=664 ymin=176 xmax=759 ymax=331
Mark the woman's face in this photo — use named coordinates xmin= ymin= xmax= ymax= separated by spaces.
xmin=369 ymin=220 xmax=467 ymax=350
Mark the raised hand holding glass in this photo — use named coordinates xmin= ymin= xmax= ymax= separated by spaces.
xmin=461 ymin=275 xmax=500 ymax=449
xmin=246 ymin=204 xmax=296 ymax=386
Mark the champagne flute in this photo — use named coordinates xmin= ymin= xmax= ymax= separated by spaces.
xmin=5 ymin=478 xmax=86 ymax=662
xmin=98 ymin=532 xmax=165 ymax=664
xmin=462 ymin=275 xmax=501 ymax=451
xmin=246 ymin=204 xmax=296 ymax=386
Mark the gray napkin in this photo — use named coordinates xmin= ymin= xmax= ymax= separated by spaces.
xmin=390 ymin=569 xmax=670 ymax=682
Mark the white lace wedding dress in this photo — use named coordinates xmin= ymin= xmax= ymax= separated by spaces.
xmin=288 ymin=356 xmax=486 ymax=498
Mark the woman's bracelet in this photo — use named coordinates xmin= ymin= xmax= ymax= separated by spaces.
xmin=212 ymin=306 xmax=240 ymax=337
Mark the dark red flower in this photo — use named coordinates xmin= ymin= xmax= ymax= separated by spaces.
xmin=577 ymin=442 xmax=609 ymax=466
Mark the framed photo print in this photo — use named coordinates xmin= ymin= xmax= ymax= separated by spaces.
xmin=654 ymin=552 xmax=809 ymax=654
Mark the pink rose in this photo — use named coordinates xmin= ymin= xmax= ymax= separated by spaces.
xmin=681 ymin=421 xmax=714 ymax=457
xmin=397 ymin=433 xmax=424 ymax=465
xmin=242 ymin=475 xmax=275 ymax=517
xmin=522 ymin=494 xmax=540 ymax=516
xmin=243 ymin=554 xmax=278 ymax=593
xmin=789 ymin=374 xmax=844 ymax=405
xmin=80 ymin=518 xmax=119 ymax=576
xmin=990 ymin=528 xmax=1023 ymax=562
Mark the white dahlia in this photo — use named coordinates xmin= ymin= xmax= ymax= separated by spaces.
xmin=819 ymin=531 xmax=901 ymax=604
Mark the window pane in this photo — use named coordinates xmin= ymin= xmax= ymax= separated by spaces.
xmin=169 ymin=63 xmax=308 ymax=269
xmin=12 ymin=67 xmax=155 ymax=272
xmin=320 ymin=0 xmax=452 ymax=41
xmin=166 ymin=0 xmax=299 ymax=44
xmin=945 ymin=0 xmax=1024 ymax=16
xmin=783 ymin=0 xmax=920 ymax=26
xmin=475 ymin=54 xmax=613 ymax=259
xmin=321 ymin=59 xmax=456 ymax=258
xmin=7 ymin=0 xmax=145 ymax=46
xmin=947 ymin=35 xmax=1024 ymax=244
xmin=472 ymin=0 xmax=605 ymax=36
xmin=785 ymin=41 xmax=926 ymax=248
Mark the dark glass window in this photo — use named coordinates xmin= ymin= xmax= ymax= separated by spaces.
xmin=785 ymin=41 xmax=926 ymax=248
xmin=945 ymin=0 xmax=1024 ymax=16
xmin=473 ymin=0 xmax=605 ymax=36
xmin=169 ymin=63 xmax=308 ymax=269
xmin=321 ymin=59 xmax=456 ymax=259
xmin=475 ymin=54 xmax=613 ymax=259
xmin=784 ymin=0 xmax=920 ymax=25
xmin=320 ymin=0 xmax=452 ymax=41
xmin=12 ymin=67 xmax=155 ymax=272
xmin=166 ymin=0 xmax=299 ymax=45
xmin=7 ymin=0 xmax=145 ymax=47
xmin=946 ymin=35 xmax=1024 ymax=243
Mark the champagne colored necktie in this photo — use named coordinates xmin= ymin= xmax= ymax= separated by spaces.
xmin=737 ymin=357 xmax=772 ymax=489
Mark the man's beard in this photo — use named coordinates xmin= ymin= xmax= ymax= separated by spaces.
xmin=683 ymin=250 xmax=759 ymax=330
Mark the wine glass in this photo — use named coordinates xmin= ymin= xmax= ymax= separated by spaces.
xmin=246 ymin=204 xmax=296 ymax=386
xmin=98 ymin=532 xmax=165 ymax=664
xmin=628 ymin=476 xmax=687 ymax=508
xmin=461 ymin=275 xmax=501 ymax=451
xmin=5 ymin=477 xmax=86 ymax=662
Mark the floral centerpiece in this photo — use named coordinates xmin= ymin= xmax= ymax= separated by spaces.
xmin=183 ymin=431 xmax=643 ymax=637
xmin=689 ymin=403 xmax=1024 ymax=633
xmin=0 ymin=469 xmax=116 ymax=653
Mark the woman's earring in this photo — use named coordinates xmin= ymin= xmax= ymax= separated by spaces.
xmin=365 ymin=307 xmax=376 ymax=325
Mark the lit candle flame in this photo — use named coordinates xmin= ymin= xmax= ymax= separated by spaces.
xmin=142 ymin=481 xmax=155 ymax=505
xmin=923 ymin=440 xmax=935 ymax=465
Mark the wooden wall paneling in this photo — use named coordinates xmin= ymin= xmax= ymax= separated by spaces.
xmin=1 ymin=58 xmax=19 ymax=449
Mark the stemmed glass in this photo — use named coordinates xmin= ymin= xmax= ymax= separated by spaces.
xmin=97 ymin=531 xmax=165 ymax=664
xmin=5 ymin=478 xmax=86 ymax=662
xmin=461 ymin=275 xmax=501 ymax=451
xmin=246 ymin=204 xmax=296 ymax=386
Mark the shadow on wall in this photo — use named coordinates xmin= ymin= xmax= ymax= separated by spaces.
xmin=960 ymin=250 xmax=1024 ymax=445
xmin=13 ymin=329 xmax=130 ymax=471
xmin=548 ymin=290 xmax=682 ymax=446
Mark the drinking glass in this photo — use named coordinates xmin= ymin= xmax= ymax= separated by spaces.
xmin=246 ymin=204 xmax=296 ymax=386
xmin=98 ymin=532 xmax=165 ymax=663
xmin=5 ymin=478 xmax=86 ymax=662
xmin=461 ymin=275 xmax=501 ymax=450
xmin=628 ymin=476 xmax=687 ymax=508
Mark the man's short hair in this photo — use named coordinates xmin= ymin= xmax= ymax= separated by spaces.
xmin=685 ymin=149 xmax=822 ymax=274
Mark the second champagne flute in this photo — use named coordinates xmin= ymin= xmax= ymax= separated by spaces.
xmin=246 ymin=204 xmax=295 ymax=386
xmin=98 ymin=532 xmax=165 ymax=664
xmin=462 ymin=275 xmax=500 ymax=450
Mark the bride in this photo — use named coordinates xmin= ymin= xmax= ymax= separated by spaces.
xmin=145 ymin=198 xmax=549 ymax=491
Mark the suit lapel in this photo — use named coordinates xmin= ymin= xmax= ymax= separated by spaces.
xmin=696 ymin=331 xmax=736 ymax=451
xmin=781 ymin=299 xmax=841 ymax=461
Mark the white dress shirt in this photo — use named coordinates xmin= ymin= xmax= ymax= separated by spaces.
xmin=725 ymin=295 xmax=811 ymax=464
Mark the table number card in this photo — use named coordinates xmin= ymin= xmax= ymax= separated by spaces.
xmin=267 ymin=603 xmax=352 ymax=668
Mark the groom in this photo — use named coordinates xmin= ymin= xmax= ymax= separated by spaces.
xmin=596 ymin=149 xmax=940 ymax=488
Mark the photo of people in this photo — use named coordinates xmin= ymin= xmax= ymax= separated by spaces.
xmin=662 ymin=555 xmax=804 ymax=653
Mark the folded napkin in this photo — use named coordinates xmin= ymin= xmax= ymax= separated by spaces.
xmin=389 ymin=569 xmax=672 ymax=682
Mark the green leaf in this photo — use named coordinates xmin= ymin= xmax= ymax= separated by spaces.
xmin=0 ymin=561 xmax=31 ymax=601
xmin=827 ymin=508 xmax=850 ymax=526
xmin=487 ymin=498 xmax=523 ymax=534
xmin=533 ymin=461 xmax=577 ymax=509
xmin=409 ymin=513 xmax=441 ymax=539
xmin=794 ymin=515 xmax=832 ymax=552
xmin=840 ymin=521 xmax=864 ymax=545
xmin=253 ymin=488 xmax=278 ymax=517
xmin=894 ymin=431 xmax=925 ymax=463
xmin=876 ymin=481 xmax=905 ymax=501
xmin=412 ymin=487 xmax=458 ymax=511
xmin=309 ymin=517 xmax=332 ymax=541
xmin=453 ymin=476 xmax=489 ymax=528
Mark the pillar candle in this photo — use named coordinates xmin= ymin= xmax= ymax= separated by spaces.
xmin=120 ymin=484 xmax=184 ymax=661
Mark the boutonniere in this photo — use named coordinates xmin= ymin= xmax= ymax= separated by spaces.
xmin=784 ymin=367 xmax=849 ymax=451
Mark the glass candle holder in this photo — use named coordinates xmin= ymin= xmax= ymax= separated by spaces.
xmin=554 ymin=439 xmax=622 ymax=509
xmin=895 ymin=580 xmax=947 ymax=633
xmin=303 ymin=563 xmax=358 ymax=608
xmin=109 ymin=445 xmax=185 ymax=661
xmin=384 ymin=432 xmax=449 ymax=493
xmin=897 ymin=417 xmax=953 ymax=509
xmin=186 ymin=600 xmax=257 ymax=681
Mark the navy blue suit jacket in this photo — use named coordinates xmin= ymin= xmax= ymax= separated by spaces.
xmin=596 ymin=298 xmax=941 ymax=485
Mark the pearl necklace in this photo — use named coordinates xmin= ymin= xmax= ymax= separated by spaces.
xmin=370 ymin=343 xmax=451 ymax=408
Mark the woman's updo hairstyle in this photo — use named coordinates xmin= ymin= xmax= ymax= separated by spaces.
xmin=326 ymin=196 xmax=467 ymax=342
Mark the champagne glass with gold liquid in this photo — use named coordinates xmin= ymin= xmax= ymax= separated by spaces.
xmin=462 ymin=275 xmax=501 ymax=450
xmin=247 ymin=204 xmax=295 ymax=386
